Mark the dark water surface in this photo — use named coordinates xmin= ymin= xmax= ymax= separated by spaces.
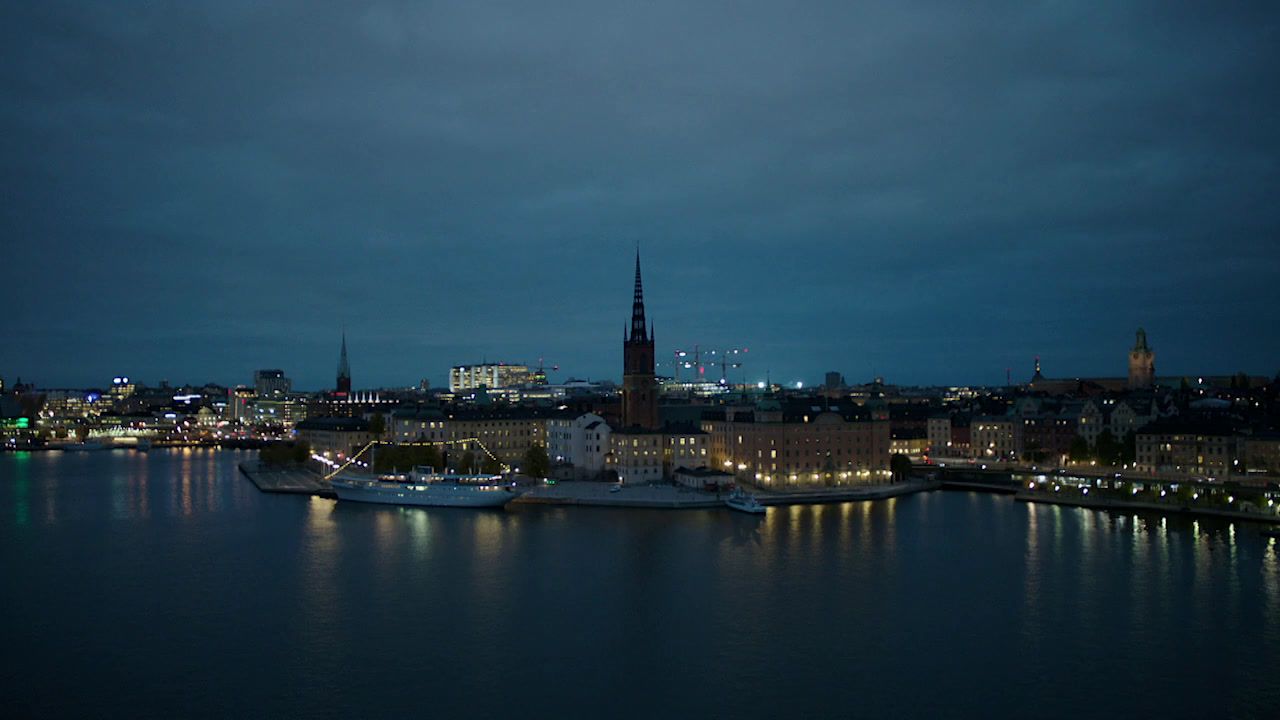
xmin=2 ymin=449 xmax=1277 ymax=719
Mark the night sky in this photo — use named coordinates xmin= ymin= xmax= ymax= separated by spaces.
xmin=3 ymin=2 xmax=1278 ymax=390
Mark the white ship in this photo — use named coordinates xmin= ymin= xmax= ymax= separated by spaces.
xmin=725 ymin=488 xmax=767 ymax=514
xmin=330 ymin=466 xmax=524 ymax=508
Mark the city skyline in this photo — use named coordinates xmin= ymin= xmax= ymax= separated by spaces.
xmin=4 ymin=3 xmax=1278 ymax=389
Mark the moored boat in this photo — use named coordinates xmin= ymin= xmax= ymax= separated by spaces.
xmin=330 ymin=466 xmax=524 ymax=508
xmin=725 ymin=487 xmax=767 ymax=514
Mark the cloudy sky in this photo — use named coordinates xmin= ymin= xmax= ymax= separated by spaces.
xmin=3 ymin=1 xmax=1277 ymax=390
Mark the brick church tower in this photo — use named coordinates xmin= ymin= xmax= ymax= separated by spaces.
xmin=1128 ymin=328 xmax=1155 ymax=390
xmin=621 ymin=253 xmax=660 ymax=430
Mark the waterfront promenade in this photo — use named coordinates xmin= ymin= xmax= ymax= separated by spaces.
xmin=1017 ymin=486 xmax=1280 ymax=525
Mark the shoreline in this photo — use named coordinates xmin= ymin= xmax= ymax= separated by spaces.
xmin=1014 ymin=489 xmax=1280 ymax=526
xmin=513 ymin=478 xmax=938 ymax=509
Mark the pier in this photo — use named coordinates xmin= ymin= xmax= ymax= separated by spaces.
xmin=238 ymin=460 xmax=335 ymax=498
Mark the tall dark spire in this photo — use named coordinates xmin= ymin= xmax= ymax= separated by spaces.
xmin=621 ymin=249 xmax=658 ymax=430
xmin=630 ymin=251 xmax=648 ymax=342
xmin=336 ymin=332 xmax=352 ymax=395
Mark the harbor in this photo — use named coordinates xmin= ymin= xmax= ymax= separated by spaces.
xmin=237 ymin=459 xmax=939 ymax=511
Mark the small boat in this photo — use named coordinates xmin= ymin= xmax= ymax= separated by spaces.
xmin=331 ymin=466 xmax=525 ymax=508
xmin=725 ymin=488 xmax=766 ymax=514
xmin=62 ymin=441 xmax=106 ymax=452
xmin=135 ymin=439 xmax=153 ymax=452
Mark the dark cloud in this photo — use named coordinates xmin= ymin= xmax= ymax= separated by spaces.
xmin=3 ymin=1 xmax=1278 ymax=389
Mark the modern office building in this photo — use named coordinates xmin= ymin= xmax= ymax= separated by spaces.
xmin=253 ymin=369 xmax=291 ymax=399
xmin=448 ymin=363 xmax=543 ymax=393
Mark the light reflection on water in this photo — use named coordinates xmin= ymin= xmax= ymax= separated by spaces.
xmin=1 ymin=451 xmax=1277 ymax=719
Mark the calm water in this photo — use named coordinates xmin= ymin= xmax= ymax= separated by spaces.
xmin=2 ymin=449 xmax=1277 ymax=719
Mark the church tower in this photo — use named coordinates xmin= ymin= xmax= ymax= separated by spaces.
xmin=336 ymin=332 xmax=352 ymax=397
xmin=621 ymin=252 xmax=659 ymax=429
xmin=1128 ymin=328 xmax=1155 ymax=390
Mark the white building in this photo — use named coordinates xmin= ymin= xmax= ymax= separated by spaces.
xmin=547 ymin=412 xmax=612 ymax=479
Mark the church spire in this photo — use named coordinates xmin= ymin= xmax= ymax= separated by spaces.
xmin=630 ymin=250 xmax=648 ymax=342
xmin=336 ymin=331 xmax=352 ymax=395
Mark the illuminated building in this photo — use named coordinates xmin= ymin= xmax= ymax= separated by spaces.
xmin=252 ymin=398 xmax=307 ymax=428
xmin=448 ymin=364 xmax=541 ymax=393
xmin=1135 ymin=418 xmax=1241 ymax=478
xmin=890 ymin=429 xmax=929 ymax=459
xmin=927 ymin=414 xmax=970 ymax=457
xmin=700 ymin=398 xmax=890 ymax=487
xmin=391 ymin=407 xmax=447 ymax=444
xmin=971 ymin=417 xmax=1017 ymax=460
xmin=444 ymin=408 xmax=551 ymax=467
xmin=108 ymin=376 xmax=136 ymax=403
xmin=227 ymin=386 xmax=256 ymax=424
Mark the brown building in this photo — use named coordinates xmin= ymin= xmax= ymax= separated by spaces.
xmin=1135 ymin=418 xmax=1241 ymax=478
xmin=1019 ymin=413 xmax=1078 ymax=463
xmin=701 ymin=399 xmax=890 ymax=488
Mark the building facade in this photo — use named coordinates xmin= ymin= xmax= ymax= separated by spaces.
xmin=548 ymin=412 xmax=612 ymax=479
xmin=445 ymin=409 xmax=550 ymax=468
xmin=1135 ymin=419 xmax=1241 ymax=477
xmin=391 ymin=407 xmax=447 ymax=444
xmin=253 ymin=369 xmax=291 ymax=399
xmin=296 ymin=417 xmax=373 ymax=459
xmin=701 ymin=400 xmax=890 ymax=487
xmin=971 ymin=417 xmax=1018 ymax=460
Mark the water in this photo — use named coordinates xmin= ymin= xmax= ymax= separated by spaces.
xmin=2 ymin=449 xmax=1277 ymax=719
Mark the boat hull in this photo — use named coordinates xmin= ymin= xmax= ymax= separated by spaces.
xmin=331 ymin=479 xmax=520 ymax=508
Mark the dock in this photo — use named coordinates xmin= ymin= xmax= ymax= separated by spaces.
xmin=239 ymin=460 xmax=335 ymax=499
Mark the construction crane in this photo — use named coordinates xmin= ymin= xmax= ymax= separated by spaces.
xmin=672 ymin=346 xmax=749 ymax=383
xmin=535 ymin=357 xmax=559 ymax=384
